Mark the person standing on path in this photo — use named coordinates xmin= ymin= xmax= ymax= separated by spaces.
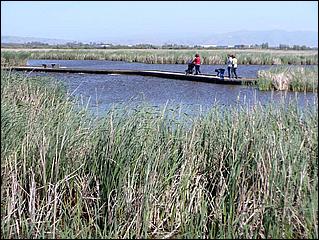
xmin=192 ymin=53 xmax=201 ymax=75
xmin=226 ymin=54 xmax=233 ymax=78
xmin=231 ymin=55 xmax=238 ymax=79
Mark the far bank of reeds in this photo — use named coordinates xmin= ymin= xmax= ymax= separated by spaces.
xmin=1 ymin=50 xmax=29 ymax=66
xmin=1 ymin=48 xmax=318 ymax=66
xmin=257 ymin=66 xmax=318 ymax=92
xmin=1 ymin=70 xmax=318 ymax=239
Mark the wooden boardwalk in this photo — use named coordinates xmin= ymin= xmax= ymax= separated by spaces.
xmin=2 ymin=66 xmax=257 ymax=85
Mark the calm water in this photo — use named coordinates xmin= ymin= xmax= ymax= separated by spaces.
xmin=27 ymin=60 xmax=318 ymax=115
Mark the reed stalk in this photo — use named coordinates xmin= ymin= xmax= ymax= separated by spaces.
xmin=1 ymin=70 xmax=318 ymax=239
xmin=257 ymin=66 xmax=318 ymax=92
xmin=1 ymin=49 xmax=318 ymax=66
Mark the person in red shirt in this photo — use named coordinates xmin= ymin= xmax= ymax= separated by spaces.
xmin=192 ymin=53 xmax=201 ymax=75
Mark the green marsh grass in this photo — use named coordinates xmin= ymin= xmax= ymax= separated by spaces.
xmin=1 ymin=70 xmax=318 ymax=238
xmin=1 ymin=48 xmax=318 ymax=66
xmin=1 ymin=51 xmax=29 ymax=66
xmin=257 ymin=66 xmax=318 ymax=92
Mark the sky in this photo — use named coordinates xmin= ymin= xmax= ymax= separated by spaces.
xmin=1 ymin=1 xmax=318 ymax=43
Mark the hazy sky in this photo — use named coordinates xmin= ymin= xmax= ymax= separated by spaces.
xmin=1 ymin=1 xmax=318 ymax=42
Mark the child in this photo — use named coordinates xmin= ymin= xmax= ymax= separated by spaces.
xmin=192 ymin=54 xmax=201 ymax=75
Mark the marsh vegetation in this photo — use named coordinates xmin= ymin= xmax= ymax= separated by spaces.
xmin=257 ymin=66 xmax=318 ymax=92
xmin=1 ymin=70 xmax=317 ymax=238
xmin=1 ymin=48 xmax=318 ymax=66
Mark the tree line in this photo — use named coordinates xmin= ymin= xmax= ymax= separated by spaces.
xmin=1 ymin=41 xmax=317 ymax=50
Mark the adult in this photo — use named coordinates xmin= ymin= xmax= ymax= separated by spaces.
xmin=226 ymin=54 xmax=233 ymax=78
xmin=231 ymin=54 xmax=238 ymax=79
xmin=192 ymin=53 xmax=201 ymax=75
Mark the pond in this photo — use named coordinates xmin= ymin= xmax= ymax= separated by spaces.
xmin=27 ymin=60 xmax=318 ymax=115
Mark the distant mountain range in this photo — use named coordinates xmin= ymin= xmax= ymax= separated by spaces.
xmin=200 ymin=30 xmax=318 ymax=47
xmin=1 ymin=36 xmax=73 ymax=45
xmin=1 ymin=30 xmax=318 ymax=47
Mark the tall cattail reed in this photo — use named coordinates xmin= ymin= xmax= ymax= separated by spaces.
xmin=1 ymin=49 xmax=318 ymax=66
xmin=1 ymin=70 xmax=318 ymax=239
xmin=257 ymin=66 xmax=318 ymax=92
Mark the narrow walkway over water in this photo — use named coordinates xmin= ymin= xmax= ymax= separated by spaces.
xmin=3 ymin=66 xmax=257 ymax=85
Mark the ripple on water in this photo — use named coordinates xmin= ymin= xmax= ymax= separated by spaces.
xmin=26 ymin=60 xmax=318 ymax=116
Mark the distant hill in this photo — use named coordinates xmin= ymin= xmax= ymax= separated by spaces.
xmin=1 ymin=36 xmax=73 ymax=45
xmin=98 ymin=30 xmax=318 ymax=47
xmin=1 ymin=30 xmax=318 ymax=47
xmin=199 ymin=30 xmax=318 ymax=47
